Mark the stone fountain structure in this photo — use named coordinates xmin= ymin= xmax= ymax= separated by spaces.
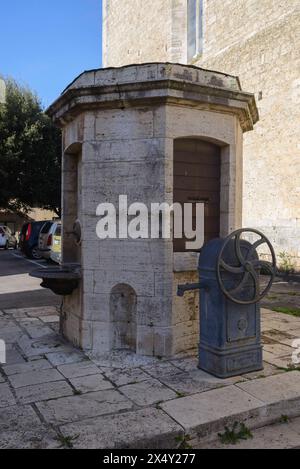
xmin=42 ymin=63 xmax=258 ymax=358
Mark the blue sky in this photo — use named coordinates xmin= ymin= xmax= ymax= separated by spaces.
xmin=0 ymin=0 xmax=102 ymax=108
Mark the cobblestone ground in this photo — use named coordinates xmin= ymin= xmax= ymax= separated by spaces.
xmin=0 ymin=306 xmax=300 ymax=449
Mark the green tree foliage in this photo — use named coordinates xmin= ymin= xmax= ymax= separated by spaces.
xmin=0 ymin=78 xmax=61 ymax=216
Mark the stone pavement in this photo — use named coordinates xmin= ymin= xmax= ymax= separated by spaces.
xmin=0 ymin=306 xmax=300 ymax=449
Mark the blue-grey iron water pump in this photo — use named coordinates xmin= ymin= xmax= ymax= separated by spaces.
xmin=178 ymin=229 xmax=277 ymax=378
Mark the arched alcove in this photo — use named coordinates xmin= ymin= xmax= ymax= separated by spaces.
xmin=173 ymin=138 xmax=221 ymax=252
xmin=110 ymin=284 xmax=137 ymax=351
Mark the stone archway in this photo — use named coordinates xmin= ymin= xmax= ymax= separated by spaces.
xmin=110 ymin=284 xmax=137 ymax=351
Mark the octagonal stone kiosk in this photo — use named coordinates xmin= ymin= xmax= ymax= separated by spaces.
xmin=47 ymin=63 xmax=258 ymax=358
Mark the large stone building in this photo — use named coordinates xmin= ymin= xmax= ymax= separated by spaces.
xmin=103 ymin=0 xmax=300 ymax=267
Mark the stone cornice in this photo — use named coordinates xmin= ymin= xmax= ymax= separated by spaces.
xmin=47 ymin=63 xmax=259 ymax=132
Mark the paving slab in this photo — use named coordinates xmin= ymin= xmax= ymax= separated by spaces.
xmin=142 ymin=362 xmax=183 ymax=379
xmin=5 ymin=306 xmax=58 ymax=318
xmin=60 ymin=408 xmax=184 ymax=449
xmin=4 ymin=310 xmax=28 ymax=319
xmin=70 ymin=374 xmax=113 ymax=393
xmin=40 ymin=315 xmax=59 ymax=323
xmin=0 ymin=324 xmax=24 ymax=343
xmin=17 ymin=334 xmax=71 ymax=358
xmin=57 ymin=361 xmax=102 ymax=379
xmin=8 ymin=368 xmax=64 ymax=389
xmin=91 ymin=350 xmax=158 ymax=369
xmin=3 ymin=348 xmax=26 ymax=365
xmin=15 ymin=380 xmax=74 ymax=405
xmin=263 ymin=351 xmax=293 ymax=368
xmin=161 ymin=385 xmax=264 ymax=436
xmin=243 ymin=362 xmax=285 ymax=380
xmin=36 ymin=389 xmax=133 ymax=425
xmin=3 ymin=358 xmax=53 ymax=376
xmin=45 ymin=350 xmax=86 ymax=366
xmin=237 ymin=371 xmax=300 ymax=405
xmin=103 ymin=368 xmax=150 ymax=386
xmin=170 ymin=356 xmax=199 ymax=373
xmin=0 ymin=383 xmax=16 ymax=407
xmin=120 ymin=378 xmax=177 ymax=406
xmin=195 ymin=417 xmax=300 ymax=449
xmin=0 ymin=405 xmax=59 ymax=449
xmin=263 ymin=342 xmax=294 ymax=357
xmin=157 ymin=370 xmax=230 ymax=396
xmin=21 ymin=321 xmax=54 ymax=339
xmin=263 ymin=330 xmax=299 ymax=347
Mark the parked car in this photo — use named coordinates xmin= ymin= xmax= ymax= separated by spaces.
xmin=38 ymin=221 xmax=54 ymax=260
xmin=19 ymin=221 xmax=49 ymax=259
xmin=0 ymin=226 xmax=17 ymax=250
xmin=50 ymin=223 xmax=62 ymax=264
xmin=38 ymin=221 xmax=61 ymax=262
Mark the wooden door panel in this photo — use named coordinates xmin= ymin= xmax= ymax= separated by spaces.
xmin=174 ymin=139 xmax=221 ymax=252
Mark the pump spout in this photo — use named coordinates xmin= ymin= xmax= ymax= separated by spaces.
xmin=177 ymin=282 xmax=207 ymax=297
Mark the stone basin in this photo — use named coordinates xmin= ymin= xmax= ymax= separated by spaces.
xmin=30 ymin=264 xmax=81 ymax=296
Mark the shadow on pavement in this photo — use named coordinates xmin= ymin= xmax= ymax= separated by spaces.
xmin=0 ymin=289 xmax=61 ymax=310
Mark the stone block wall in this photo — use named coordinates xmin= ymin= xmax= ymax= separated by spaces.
xmin=102 ymin=0 xmax=300 ymax=266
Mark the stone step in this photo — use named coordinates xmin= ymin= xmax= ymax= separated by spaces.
xmin=59 ymin=371 xmax=300 ymax=449
xmin=194 ymin=417 xmax=300 ymax=449
xmin=161 ymin=371 xmax=300 ymax=449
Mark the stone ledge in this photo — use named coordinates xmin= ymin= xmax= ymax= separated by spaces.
xmin=47 ymin=63 xmax=258 ymax=133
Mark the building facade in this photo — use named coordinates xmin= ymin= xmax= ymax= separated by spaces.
xmin=103 ymin=0 xmax=300 ymax=266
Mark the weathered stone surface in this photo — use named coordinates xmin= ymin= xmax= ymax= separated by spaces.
xmin=40 ymin=315 xmax=59 ymax=323
xmin=15 ymin=380 xmax=73 ymax=405
xmin=60 ymin=408 xmax=184 ymax=449
xmin=8 ymin=369 xmax=64 ymax=389
xmin=243 ymin=362 xmax=285 ymax=380
xmin=142 ymin=362 xmax=183 ymax=379
xmin=0 ymin=405 xmax=59 ymax=449
xmin=157 ymin=370 xmax=229 ymax=396
xmin=0 ymin=383 xmax=16 ymax=407
xmin=2 ymin=349 xmax=25 ymax=366
xmin=3 ymin=359 xmax=53 ymax=377
xmin=0 ymin=324 xmax=23 ymax=343
xmin=91 ymin=350 xmax=158 ymax=369
xmin=36 ymin=390 xmax=133 ymax=425
xmin=14 ymin=306 xmax=58 ymax=318
xmin=17 ymin=334 xmax=70 ymax=358
xmin=104 ymin=368 xmax=150 ymax=387
xmin=161 ymin=385 xmax=264 ymax=432
xmin=57 ymin=361 xmax=101 ymax=379
xmin=21 ymin=320 xmax=54 ymax=339
xmin=263 ymin=342 xmax=294 ymax=357
xmin=237 ymin=371 xmax=300 ymax=405
xmin=196 ymin=417 xmax=300 ymax=449
xmin=46 ymin=350 xmax=86 ymax=366
xmin=120 ymin=379 xmax=177 ymax=406
xmin=70 ymin=374 xmax=113 ymax=393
